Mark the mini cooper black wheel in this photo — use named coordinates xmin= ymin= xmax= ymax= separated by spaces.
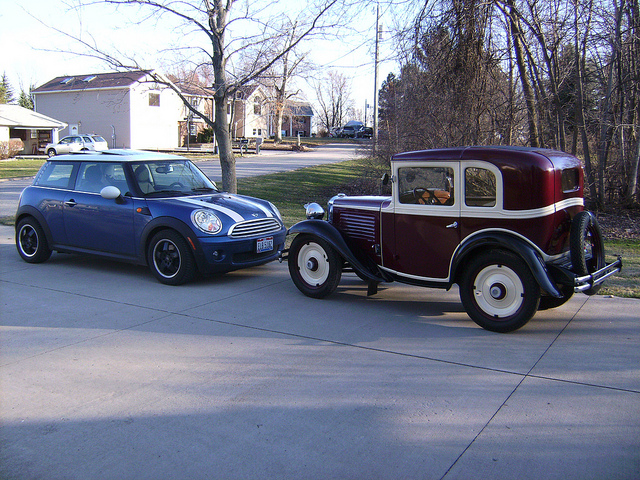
xmin=570 ymin=211 xmax=605 ymax=295
xmin=288 ymin=234 xmax=342 ymax=298
xmin=460 ymin=250 xmax=540 ymax=333
xmin=148 ymin=230 xmax=196 ymax=285
xmin=16 ymin=217 xmax=52 ymax=263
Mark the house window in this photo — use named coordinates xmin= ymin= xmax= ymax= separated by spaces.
xmin=254 ymin=97 xmax=261 ymax=115
xmin=149 ymin=93 xmax=160 ymax=107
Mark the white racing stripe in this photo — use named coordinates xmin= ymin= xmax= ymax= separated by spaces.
xmin=228 ymin=194 xmax=273 ymax=218
xmin=170 ymin=196 xmax=245 ymax=222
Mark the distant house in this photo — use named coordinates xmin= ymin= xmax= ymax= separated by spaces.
xmin=228 ymin=85 xmax=269 ymax=139
xmin=32 ymin=71 xmax=213 ymax=150
xmin=0 ymin=104 xmax=67 ymax=154
xmin=270 ymin=100 xmax=313 ymax=138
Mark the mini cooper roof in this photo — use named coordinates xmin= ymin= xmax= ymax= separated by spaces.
xmin=48 ymin=149 xmax=184 ymax=163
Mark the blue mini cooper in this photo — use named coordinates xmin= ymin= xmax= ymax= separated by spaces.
xmin=15 ymin=150 xmax=286 ymax=285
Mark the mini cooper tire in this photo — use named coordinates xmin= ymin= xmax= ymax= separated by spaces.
xmin=570 ymin=211 xmax=604 ymax=295
xmin=288 ymin=234 xmax=342 ymax=298
xmin=148 ymin=230 xmax=196 ymax=285
xmin=460 ymin=250 xmax=540 ymax=333
xmin=16 ymin=217 xmax=52 ymax=263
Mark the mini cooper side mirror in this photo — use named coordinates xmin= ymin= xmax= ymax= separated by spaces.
xmin=381 ymin=173 xmax=390 ymax=185
xmin=100 ymin=185 xmax=123 ymax=202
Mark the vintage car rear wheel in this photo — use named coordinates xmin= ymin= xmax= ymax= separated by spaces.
xmin=288 ymin=234 xmax=342 ymax=298
xmin=148 ymin=229 xmax=196 ymax=285
xmin=16 ymin=217 xmax=52 ymax=264
xmin=570 ymin=211 xmax=605 ymax=295
xmin=460 ymin=250 xmax=540 ymax=333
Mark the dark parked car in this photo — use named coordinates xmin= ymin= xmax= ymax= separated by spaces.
xmin=16 ymin=150 xmax=286 ymax=284
xmin=356 ymin=127 xmax=373 ymax=138
xmin=284 ymin=146 xmax=622 ymax=332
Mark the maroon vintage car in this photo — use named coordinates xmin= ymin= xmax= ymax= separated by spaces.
xmin=284 ymin=146 xmax=622 ymax=332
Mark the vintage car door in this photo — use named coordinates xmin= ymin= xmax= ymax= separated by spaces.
xmin=384 ymin=162 xmax=461 ymax=281
xmin=63 ymin=162 xmax=136 ymax=256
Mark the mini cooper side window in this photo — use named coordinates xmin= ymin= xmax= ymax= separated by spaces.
xmin=36 ymin=162 xmax=75 ymax=189
xmin=398 ymin=167 xmax=454 ymax=206
xmin=465 ymin=167 xmax=496 ymax=207
xmin=76 ymin=163 xmax=108 ymax=193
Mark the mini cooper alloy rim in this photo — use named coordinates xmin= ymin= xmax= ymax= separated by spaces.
xmin=297 ymin=242 xmax=330 ymax=286
xmin=473 ymin=264 xmax=524 ymax=318
xmin=18 ymin=224 xmax=38 ymax=257
xmin=153 ymin=239 xmax=181 ymax=279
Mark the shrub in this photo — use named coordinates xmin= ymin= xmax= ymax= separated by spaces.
xmin=0 ymin=139 xmax=24 ymax=159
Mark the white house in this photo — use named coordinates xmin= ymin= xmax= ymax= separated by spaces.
xmin=0 ymin=104 xmax=67 ymax=154
xmin=32 ymin=71 xmax=196 ymax=150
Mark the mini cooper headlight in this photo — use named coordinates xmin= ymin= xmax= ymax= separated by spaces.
xmin=269 ymin=202 xmax=283 ymax=222
xmin=191 ymin=209 xmax=222 ymax=234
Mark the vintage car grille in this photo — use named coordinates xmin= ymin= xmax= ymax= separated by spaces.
xmin=335 ymin=210 xmax=377 ymax=242
xmin=228 ymin=218 xmax=282 ymax=238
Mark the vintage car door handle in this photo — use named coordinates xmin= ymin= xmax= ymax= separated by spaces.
xmin=64 ymin=199 xmax=77 ymax=207
xmin=446 ymin=221 xmax=458 ymax=228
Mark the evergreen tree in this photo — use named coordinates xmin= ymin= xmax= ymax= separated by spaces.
xmin=18 ymin=89 xmax=34 ymax=110
xmin=0 ymin=73 xmax=15 ymax=104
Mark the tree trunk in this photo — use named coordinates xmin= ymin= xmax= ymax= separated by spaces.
xmin=507 ymin=0 xmax=540 ymax=147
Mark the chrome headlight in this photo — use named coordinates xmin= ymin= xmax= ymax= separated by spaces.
xmin=191 ymin=209 xmax=222 ymax=234
xmin=304 ymin=202 xmax=325 ymax=220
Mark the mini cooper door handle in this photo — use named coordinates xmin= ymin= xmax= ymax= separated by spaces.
xmin=446 ymin=221 xmax=458 ymax=228
xmin=64 ymin=199 xmax=77 ymax=207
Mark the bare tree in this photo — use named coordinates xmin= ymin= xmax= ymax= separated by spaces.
xmin=51 ymin=0 xmax=349 ymax=193
xmin=314 ymin=70 xmax=354 ymax=134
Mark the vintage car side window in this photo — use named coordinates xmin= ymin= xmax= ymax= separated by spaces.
xmin=36 ymin=162 xmax=75 ymax=189
xmin=398 ymin=167 xmax=454 ymax=205
xmin=465 ymin=167 xmax=496 ymax=207
xmin=561 ymin=168 xmax=580 ymax=192
xmin=76 ymin=163 xmax=108 ymax=193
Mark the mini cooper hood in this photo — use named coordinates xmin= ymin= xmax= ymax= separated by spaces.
xmin=161 ymin=193 xmax=276 ymax=223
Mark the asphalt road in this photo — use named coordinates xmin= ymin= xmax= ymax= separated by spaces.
xmin=0 ymin=143 xmax=365 ymax=218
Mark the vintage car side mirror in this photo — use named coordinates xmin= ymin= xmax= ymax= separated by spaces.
xmin=381 ymin=173 xmax=390 ymax=185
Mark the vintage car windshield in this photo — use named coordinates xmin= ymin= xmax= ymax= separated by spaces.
xmin=131 ymin=160 xmax=219 ymax=197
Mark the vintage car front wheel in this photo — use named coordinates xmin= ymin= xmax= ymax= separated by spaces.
xmin=288 ymin=234 xmax=342 ymax=298
xmin=460 ymin=250 xmax=540 ymax=333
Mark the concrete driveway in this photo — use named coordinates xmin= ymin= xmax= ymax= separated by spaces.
xmin=1 ymin=224 xmax=638 ymax=480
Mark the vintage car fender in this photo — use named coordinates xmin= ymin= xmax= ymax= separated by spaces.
xmin=451 ymin=231 xmax=563 ymax=298
xmin=288 ymin=220 xmax=389 ymax=283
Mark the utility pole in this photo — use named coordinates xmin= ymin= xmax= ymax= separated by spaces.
xmin=373 ymin=4 xmax=381 ymax=152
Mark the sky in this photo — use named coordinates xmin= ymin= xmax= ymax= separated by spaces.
xmin=0 ymin=0 xmax=398 ymax=126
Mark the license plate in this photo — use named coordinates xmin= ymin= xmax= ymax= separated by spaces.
xmin=256 ymin=236 xmax=273 ymax=253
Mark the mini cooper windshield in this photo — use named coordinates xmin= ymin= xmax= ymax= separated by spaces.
xmin=131 ymin=160 xmax=218 ymax=197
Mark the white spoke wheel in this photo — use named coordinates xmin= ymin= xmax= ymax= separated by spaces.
xmin=460 ymin=250 xmax=540 ymax=333
xmin=16 ymin=217 xmax=52 ymax=264
xmin=288 ymin=234 xmax=342 ymax=298
xmin=148 ymin=230 xmax=196 ymax=285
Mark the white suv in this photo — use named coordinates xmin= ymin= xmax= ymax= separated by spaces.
xmin=45 ymin=135 xmax=108 ymax=157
